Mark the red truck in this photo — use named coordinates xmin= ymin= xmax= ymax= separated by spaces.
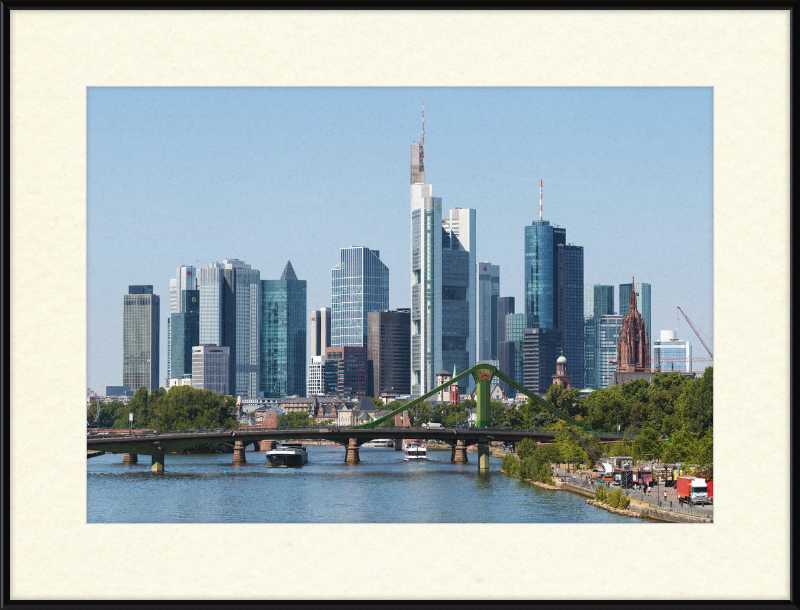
xmin=707 ymin=479 xmax=713 ymax=502
xmin=676 ymin=476 xmax=709 ymax=506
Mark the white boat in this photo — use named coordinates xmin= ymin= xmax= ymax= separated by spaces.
xmin=404 ymin=441 xmax=427 ymax=461
xmin=362 ymin=439 xmax=394 ymax=448
xmin=265 ymin=442 xmax=308 ymax=467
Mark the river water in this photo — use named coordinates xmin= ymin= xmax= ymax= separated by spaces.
xmin=87 ymin=445 xmax=651 ymax=524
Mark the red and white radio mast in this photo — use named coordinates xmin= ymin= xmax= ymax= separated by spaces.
xmin=539 ymin=179 xmax=543 ymax=221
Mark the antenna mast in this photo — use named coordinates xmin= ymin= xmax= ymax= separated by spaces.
xmin=419 ymin=101 xmax=425 ymax=173
xmin=539 ymin=179 xmax=543 ymax=221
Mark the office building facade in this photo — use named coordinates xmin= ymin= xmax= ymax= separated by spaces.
xmin=169 ymin=265 xmax=199 ymax=383
xmin=122 ymin=285 xmax=160 ymax=392
xmin=310 ymin=307 xmax=332 ymax=358
xmin=583 ymin=284 xmax=615 ymax=389
xmin=260 ymin=261 xmax=307 ymax=399
xmin=198 ymin=259 xmax=261 ymax=398
xmin=597 ymin=314 xmax=623 ymax=389
xmin=410 ymin=139 xmax=477 ymax=397
xmin=521 ymin=327 xmax=560 ymax=396
xmin=477 ymin=262 xmax=500 ymax=362
xmin=331 ymin=247 xmax=389 ymax=348
xmin=653 ymin=330 xmax=692 ymax=373
xmin=191 ymin=345 xmax=230 ymax=395
xmin=325 ymin=346 xmax=367 ymax=398
xmin=367 ymin=309 xmax=411 ymax=398
xmin=556 ymin=244 xmax=584 ymax=388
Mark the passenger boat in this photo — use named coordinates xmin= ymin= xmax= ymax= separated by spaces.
xmin=362 ymin=439 xmax=394 ymax=448
xmin=265 ymin=442 xmax=308 ymax=467
xmin=404 ymin=441 xmax=427 ymax=461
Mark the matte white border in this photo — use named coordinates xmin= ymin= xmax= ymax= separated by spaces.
xmin=10 ymin=10 xmax=789 ymax=600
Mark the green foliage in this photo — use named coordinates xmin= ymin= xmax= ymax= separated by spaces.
xmin=516 ymin=447 xmax=553 ymax=484
xmin=618 ymin=494 xmax=631 ymax=510
xmin=631 ymin=427 xmax=663 ymax=460
xmin=501 ymin=452 xmax=519 ymax=476
xmin=490 ymin=401 xmax=507 ymax=427
xmin=546 ymin=384 xmax=583 ymax=417
xmin=516 ymin=438 xmax=538 ymax=461
xmin=278 ymin=412 xmax=312 ymax=428
xmin=111 ymin=386 xmax=238 ymax=431
xmin=595 ymin=485 xmax=607 ymax=502
xmin=607 ymin=488 xmax=621 ymax=508
xmin=369 ymin=397 xmax=384 ymax=409
xmin=88 ymin=400 xmax=125 ymax=428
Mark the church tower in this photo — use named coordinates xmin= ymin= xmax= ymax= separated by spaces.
xmin=552 ymin=350 xmax=572 ymax=389
xmin=616 ymin=276 xmax=651 ymax=372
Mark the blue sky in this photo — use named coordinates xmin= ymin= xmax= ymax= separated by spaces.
xmin=87 ymin=87 xmax=713 ymax=388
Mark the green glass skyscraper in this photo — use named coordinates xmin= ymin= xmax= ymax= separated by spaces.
xmin=260 ymin=261 xmax=307 ymax=399
xmin=123 ymin=285 xmax=160 ymax=392
xmin=584 ymin=284 xmax=615 ymax=389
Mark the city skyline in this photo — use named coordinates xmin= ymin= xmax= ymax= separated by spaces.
xmin=87 ymin=87 xmax=713 ymax=388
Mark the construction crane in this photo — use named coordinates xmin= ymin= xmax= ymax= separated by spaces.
xmin=677 ymin=307 xmax=713 ymax=359
xmin=565 ymin=427 xmax=611 ymax=473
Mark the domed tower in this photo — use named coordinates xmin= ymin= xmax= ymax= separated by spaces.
xmin=552 ymin=350 xmax=572 ymax=389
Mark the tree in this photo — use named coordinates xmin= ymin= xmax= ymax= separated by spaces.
xmin=369 ymin=397 xmax=384 ymax=410
xmin=631 ymin=427 xmax=662 ymax=460
xmin=278 ymin=412 xmax=312 ymax=428
xmin=490 ymin=400 xmax=506 ymax=427
xmin=546 ymin=384 xmax=581 ymax=417
xmin=516 ymin=438 xmax=538 ymax=461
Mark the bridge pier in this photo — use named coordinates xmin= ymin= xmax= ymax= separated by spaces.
xmin=478 ymin=443 xmax=491 ymax=472
xmin=258 ymin=440 xmax=276 ymax=451
xmin=122 ymin=453 xmax=138 ymax=464
xmin=233 ymin=440 xmax=247 ymax=463
xmin=451 ymin=439 xmax=468 ymax=463
xmin=345 ymin=438 xmax=362 ymax=464
xmin=151 ymin=451 xmax=164 ymax=473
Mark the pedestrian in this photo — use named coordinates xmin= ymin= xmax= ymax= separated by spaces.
xmin=664 ymin=490 xmax=667 ymax=502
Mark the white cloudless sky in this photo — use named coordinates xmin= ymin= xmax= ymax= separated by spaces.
xmin=87 ymin=87 xmax=713 ymax=388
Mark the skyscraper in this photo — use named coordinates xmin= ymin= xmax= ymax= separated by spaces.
xmin=597 ymin=314 xmax=623 ymax=389
xmin=198 ymin=259 xmax=261 ymax=398
xmin=653 ymin=330 xmax=692 ymax=373
xmin=496 ymin=296 xmax=516 ymax=396
xmin=521 ymin=327 xmax=561 ymax=396
xmin=169 ymin=265 xmax=199 ymax=383
xmin=191 ymin=345 xmax=230 ymax=395
xmin=325 ymin=346 xmax=368 ymax=398
xmin=583 ymin=284 xmax=615 ymax=389
xmin=367 ymin=309 xmax=411 ymax=398
xmin=260 ymin=261 xmax=307 ymax=399
xmin=409 ymin=113 xmax=476 ymax=396
xmin=310 ymin=307 xmax=332 ymax=358
xmin=122 ymin=285 xmax=160 ymax=392
xmin=619 ymin=281 xmax=651 ymax=347
xmin=331 ymin=247 xmax=389 ymax=348
xmin=477 ymin=262 xmax=500 ymax=362
xmin=556 ymin=244 xmax=584 ymax=388
xmin=523 ymin=217 xmax=584 ymax=391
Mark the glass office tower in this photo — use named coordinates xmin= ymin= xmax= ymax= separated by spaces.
xmin=169 ymin=265 xmax=198 ymax=382
xmin=556 ymin=244 xmax=584 ymax=388
xmin=524 ymin=220 xmax=565 ymax=328
xmin=260 ymin=261 xmax=307 ymax=399
xmin=331 ymin=246 xmax=389 ymax=348
xmin=477 ymin=262 xmax=500 ymax=362
xmin=597 ymin=314 xmax=623 ymax=389
xmin=583 ymin=284 xmax=615 ymax=389
xmin=122 ymin=285 xmax=160 ymax=392
xmin=198 ymin=259 xmax=261 ymax=398
xmin=653 ymin=330 xmax=692 ymax=373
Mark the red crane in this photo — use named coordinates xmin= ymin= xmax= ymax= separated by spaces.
xmin=677 ymin=306 xmax=713 ymax=359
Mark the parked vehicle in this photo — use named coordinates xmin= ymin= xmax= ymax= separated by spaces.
xmin=676 ymin=476 xmax=708 ymax=506
xmin=707 ymin=479 xmax=713 ymax=502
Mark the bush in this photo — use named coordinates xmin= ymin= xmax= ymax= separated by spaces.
xmin=607 ymin=488 xmax=621 ymax=508
xmin=618 ymin=494 xmax=631 ymax=510
xmin=596 ymin=485 xmax=607 ymax=502
xmin=501 ymin=453 xmax=519 ymax=475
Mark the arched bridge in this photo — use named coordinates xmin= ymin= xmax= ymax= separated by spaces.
xmin=88 ymin=363 xmax=617 ymax=472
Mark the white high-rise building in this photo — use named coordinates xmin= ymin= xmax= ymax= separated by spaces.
xmin=197 ymin=259 xmax=260 ymax=398
xmin=409 ymin=138 xmax=476 ymax=397
xmin=653 ymin=330 xmax=692 ymax=373
xmin=307 ymin=356 xmax=325 ymax=396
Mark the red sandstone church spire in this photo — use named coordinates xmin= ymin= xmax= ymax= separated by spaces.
xmin=616 ymin=276 xmax=651 ymax=373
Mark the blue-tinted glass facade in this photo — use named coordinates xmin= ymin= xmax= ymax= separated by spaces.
xmin=332 ymin=247 xmax=389 ymax=348
xmin=583 ymin=284 xmax=614 ymax=389
xmin=654 ymin=339 xmax=692 ymax=372
xmin=597 ymin=314 xmax=622 ymax=389
xmin=524 ymin=221 xmax=565 ymax=328
xmin=170 ymin=312 xmax=199 ymax=378
xmin=260 ymin=266 xmax=307 ymax=399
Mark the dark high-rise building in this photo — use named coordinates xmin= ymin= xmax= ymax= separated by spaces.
xmin=311 ymin=307 xmax=331 ymax=358
xmin=584 ymin=284 xmax=615 ymax=389
xmin=496 ymin=297 xmax=515 ymax=357
xmin=367 ymin=309 xmax=411 ymax=398
xmin=325 ymin=346 xmax=367 ymax=398
xmin=260 ymin=261 xmax=307 ymax=399
xmin=477 ymin=263 xmax=500 ymax=362
xmin=556 ymin=244 xmax=584 ymax=388
xmin=496 ymin=296 xmax=516 ymax=396
xmin=170 ymin=289 xmax=199 ymax=380
xmin=123 ymin=285 xmax=160 ymax=392
xmin=521 ymin=327 xmax=560 ymax=396
xmin=523 ymin=218 xmax=583 ymax=391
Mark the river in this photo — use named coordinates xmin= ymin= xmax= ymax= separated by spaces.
xmin=87 ymin=445 xmax=652 ymax=523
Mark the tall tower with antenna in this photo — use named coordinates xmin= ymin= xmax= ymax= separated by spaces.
xmin=539 ymin=179 xmax=543 ymax=221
